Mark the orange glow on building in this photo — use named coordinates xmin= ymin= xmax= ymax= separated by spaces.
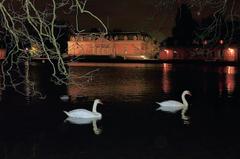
xmin=68 ymin=33 xmax=158 ymax=59
xmin=223 ymin=48 xmax=238 ymax=61
xmin=159 ymin=49 xmax=174 ymax=60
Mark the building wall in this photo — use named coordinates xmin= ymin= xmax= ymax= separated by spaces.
xmin=114 ymin=40 xmax=145 ymax=56
xmin=68 ymin=35 xmax=157 ymax=59
xmin=158 ymin=47 xmax=240 ymax=62
xmin=159 ymin=49 xmax=174 ymax=60
xmin=223 ymin=48 xmax=238 ymax=61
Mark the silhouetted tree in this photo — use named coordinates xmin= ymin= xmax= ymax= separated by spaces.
xmin=197 ymin=15 xmax=240 ymax=46
xmin=172 ymin=3 xmax=197 ymax=46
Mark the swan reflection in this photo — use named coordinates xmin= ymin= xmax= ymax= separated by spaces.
xmin=64 ymin=118 xmax=102 ymax=135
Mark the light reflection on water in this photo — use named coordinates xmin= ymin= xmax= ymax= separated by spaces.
xmin=1 ymin=62 xmax=238 ymax=103
xmin=218 ymin=66 xmax=237 ymax=96
xmin=67 ymin=63 xmax=239 ymax=103
xmin=162 ymin=63 xmax=172 ymax=94
xmin=67 ymin=63 xmax=160 ymax=102
xmin=225 ymin=66 xmax=236 ymax=94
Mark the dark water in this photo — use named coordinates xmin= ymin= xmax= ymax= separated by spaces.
xmin=0 ymin=62 xmax=240 ymax=159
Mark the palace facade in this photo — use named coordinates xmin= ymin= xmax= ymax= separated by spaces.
xmin=67 ymin=32 xmax=159 ymax=60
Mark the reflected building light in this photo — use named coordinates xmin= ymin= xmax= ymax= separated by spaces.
xmin=118 ymin=79 xmax=146 ymax=99
xmin=163 ymin=63 xmax=172 ymax=72
xmin=226 ymin=66 xmax=236 ymax=74
xmin=162 ymin=63 xmax=172 ymax=94
xmin=67 ymin=65 xmax=148 ymax=102
xmin=225 ymin=66 xmax=236 ymax=94
xmin=226 ymin=74 xmax=235 ymax=94
xmin=67 ymin=67 xmax=86 ymax=102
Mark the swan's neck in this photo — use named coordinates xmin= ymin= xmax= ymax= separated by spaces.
xmin=92 ymin=101 xmax=98 ymax=113
xmin=181 ymin=93 xmax=189 ymax=109
xmin=181 ymin=93 xmax=189 ymax=116
xmin=182 ymin=94 xmax=188 ymax=106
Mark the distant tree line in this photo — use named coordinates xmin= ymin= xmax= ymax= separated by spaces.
xmin=162 ymin=3 xmax=240 ymax=47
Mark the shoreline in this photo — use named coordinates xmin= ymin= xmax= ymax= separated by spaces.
xmin=67 ymin=59 xmax=240 ymax=66
xmin=1 ymin=58 xmax=239 ymax=66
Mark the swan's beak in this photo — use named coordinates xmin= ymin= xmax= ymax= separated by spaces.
xmin=188 ymin=92 xmax=192 ymax=96
xmin=99 ymin=101 xmax=103 ymax=105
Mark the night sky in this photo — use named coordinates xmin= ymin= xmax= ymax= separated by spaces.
xmin=64 ymin=0 xmax=230 ymax=41
xmin=65 ymin=0 xmax=178 ymax=41
xmin=8 ymin=0 xmax=240 ymax=41
xmin=7 ymin=0 xmax=176 ymax=41
xmin=77 ymin=0 xmax=240 ymax=41
xmin=88 ymin=0 xmax=174 ymax=36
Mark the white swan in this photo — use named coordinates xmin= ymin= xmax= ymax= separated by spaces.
xmin=156 ymin=90 xmax=191 ymax=120
xmin=64 ymin=118 xmax=102 ymax=135
xmin=63 ymin=99 xmax=103 ymax=119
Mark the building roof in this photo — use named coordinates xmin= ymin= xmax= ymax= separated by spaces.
xmin=72 ymin=31 xmax=151 ymax=38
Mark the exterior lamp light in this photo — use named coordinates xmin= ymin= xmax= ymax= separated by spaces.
xmin=228 ymin=48 xmax=235 ymax=55
xmin=25 ymin=48 xmax=29 ymax=54
xmin=140 ymin=55 xmax=147 ymax=59
xmin=164 ymin=49 xmax=169 ymax=54
xmin=203 ymin=40 xmax=207 ymax=45
xmin=219 ymin=40 xmax=224 ymax=45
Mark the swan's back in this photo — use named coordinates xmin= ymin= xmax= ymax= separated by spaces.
xmin=156 ymin=100 xmax=184 ymax=112
xmin=65 ymin=109 xmax=101 ymax=118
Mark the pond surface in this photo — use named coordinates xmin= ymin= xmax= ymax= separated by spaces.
xmin=0 ymin=62 xmax=240 ymax=159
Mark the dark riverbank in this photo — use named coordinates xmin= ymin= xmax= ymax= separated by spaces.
xmin=1 ymin=58 xmax=240 ymax=66
xmin=67 ymin=59 xmax=240 ymax=67
xmin=65 ymin=55 xmax=240 ymax=66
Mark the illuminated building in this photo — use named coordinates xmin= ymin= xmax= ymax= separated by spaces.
xmin=223 ymin=47 xmax=238 ymax=61
xmin=159 ymin=49 xmax=174 ymax=60
xmin=159 ymin=48 xmax=191 ymax=60
xmin=67 ymin=32 xmax=159 ymax=60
